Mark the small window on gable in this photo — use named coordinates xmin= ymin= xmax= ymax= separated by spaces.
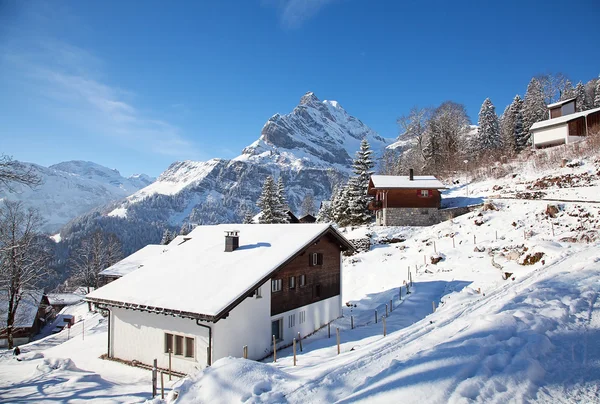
xmin=299 ymin=274 xmax=306 ymax=287
xmin=309 ymin=253 xmax=323 ymax=266
xmin=271 ymin=279 xmax=282 ymax=293
xmin=165 ymin=333 xmax=173 ymax=353
xmin=418 ymin=189 xmax=430 ymax=198
xmin=289 ymin=276 xmax=296 ymax=289
xmin=175 ymin=335 xmax=184 ymax=355
xmin=185 ymin=337 xmax=194 ymax=358
xmin=254 ymin=286 xmax=262 ymax=298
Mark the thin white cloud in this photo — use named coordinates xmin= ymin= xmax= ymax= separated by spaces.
xmin=2 ymin=38 xmax=201 ymax=159
xmin=266 ymin=0 xmax=337 ymax=29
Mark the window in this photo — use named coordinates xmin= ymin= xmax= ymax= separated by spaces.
xmin=299 ymin=274 xmax=306 ymax=287
xmin=165 ymin=333 xmax=195 ymax=358
xmin=314 ymin=284 xmax=322 ymax=298
xmin=254 ymin=286 xmax=262 ymax=298
xmin=418 ymin=189 xmax=430 ymax=198
xmin=288 ymin=314 xmax=295 ymax=328
xmin=309 ymin=253 xmax=323 ymax=266
xmin=289 ymin=276 xmax=296 ymax=289
xmin=299 ymin=311 xmax=306 ymax=324
xmin=272 ymin=319 xmax=282 ymax=341
xmin=175 ymin=335 xmax=184 ymax=355
xmin=271 ymin=279 xmax=282 ymax=292
xmin=165 ymin=333 xmax=173 ymax=353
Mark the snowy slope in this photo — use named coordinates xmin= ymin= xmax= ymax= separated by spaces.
xmin=0 ymin=160 xmax=154 ymax=233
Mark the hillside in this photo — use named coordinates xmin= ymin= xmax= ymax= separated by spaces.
xmin=1 ymin=153 xmax=598 ymax=403
xmin=0 ymin=160 xmax=154 ymax=233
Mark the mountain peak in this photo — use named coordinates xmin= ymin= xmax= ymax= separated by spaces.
xmin=299 ymin=91 xmax=320 ymax=105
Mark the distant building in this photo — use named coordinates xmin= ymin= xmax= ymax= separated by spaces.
xmin=0 ymin=291 xmax=53 ymax=347
xmin=46 ymin=293 xmax=84 ymax=313
xmin=86 ymin=224 xmax=354 ymax=375
xmin=298 ymin=214 xmax=317 ymax=223
xmin=367 ymin=170 xmax=449 ymax=226
xmin=530 ymin=98 xmax=600 ymax=149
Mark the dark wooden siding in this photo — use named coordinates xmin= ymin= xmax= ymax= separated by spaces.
xmin=568 ymin=117 xmax=586 ymax=137
xmin=382 ymin=189 xmax=441 ymax=208
xmin=550 ymin=107 xmax=562 ymax=118
xmin=270 ymin=234 xmax=341 ymax=316
xmin=587 ymin=111 xmax=600 ymax=134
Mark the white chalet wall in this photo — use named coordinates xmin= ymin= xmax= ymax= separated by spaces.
xmin=533 ymin=124 xmax=568 ymax=148
xmin=111 ymin=307 xmax=209 ymax=374
xmin=207 ymin=282 xmax=272 ymax=362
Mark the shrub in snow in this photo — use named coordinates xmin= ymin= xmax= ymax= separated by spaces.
xmin=545 ymin=204 xmax=560 ymax=218
xmin=430 ymin=253 xmax=445 ymax=265
xmin=519 ymin=251 xmax=544 ymax=265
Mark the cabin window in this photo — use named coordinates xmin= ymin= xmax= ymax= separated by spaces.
xmin=288 ymin=314 xmax=296 ymax=328
xmin=289 ymin=276 xmax=296 ymax=289
xmin=272 ymin=318 xmax=283 ymax=342
xmin=299 ymin=274 xmax=306 ymax=287
xmin=165 ymin=333 xmax=174 ymax=353
xmin=271 ymin=279 xmax=282 ymax=293
xmin=185 ymin=337 xmax=194 ymax=358
xmin=309 ymin=253 xmax=324 ymax=266
xmin=175 ymin=335 xmax=184 ymax=356
xmin=418 ymin=189 xmax=430 ymax=198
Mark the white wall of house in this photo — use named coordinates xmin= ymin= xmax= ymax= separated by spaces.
xmin=271 ymin=295 xmax=341 ymax=351
xmin=532 ymin=124 xmax=568 ymax=148
xmin=0 ymin=337 xmax=30 ymax=348
xmin=110 ymin=307 xmax=209 ymax=375
xmin=208 ymin=282 xmax=272 ymax=363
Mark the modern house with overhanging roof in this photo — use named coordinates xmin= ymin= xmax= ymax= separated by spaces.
xmin=86 ymin=223 xmax=354 ymax=374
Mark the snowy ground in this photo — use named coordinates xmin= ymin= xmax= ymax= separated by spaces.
xmin=1 ymin=155 xmax=599 ymax=403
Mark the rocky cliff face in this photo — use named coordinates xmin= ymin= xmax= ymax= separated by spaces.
xmin=59 ymin=92 xmax=393 ymax=254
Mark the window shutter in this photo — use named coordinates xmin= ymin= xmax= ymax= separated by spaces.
xmin=317 ymin=253 xmax=323 ymax=265
xmin=309 ymin=253 xmax=314 ymax=266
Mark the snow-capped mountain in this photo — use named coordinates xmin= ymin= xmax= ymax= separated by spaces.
xmin=0 ymin=160 xmax=154 ymax=233
xmin=61 ymin=92 xmax=393 ymax=253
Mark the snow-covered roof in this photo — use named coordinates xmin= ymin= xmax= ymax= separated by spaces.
xmin=369 ymin=175 xmax=447 ymax=190
xmin=46 ymin=293 xmax=84 ymax=306
xmin=530 ymin=106 xmax=600 ymax=131
xmin=547 ymin=97 xmax=576 ymax=108
xmin=0 ymin=290 xmax=44 ymax=329
xmin=99 ymin=244 xmax=171 ymax=278
xmin=87 ymin=224 xmax=353 ymax=321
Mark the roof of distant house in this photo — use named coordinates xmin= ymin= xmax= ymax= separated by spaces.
xmin=368 ymin=175 xmax=446 ymax=191
xmin=530 ymin=106 xmax=600 ymax=131
xmin=547 ymin=97 xmax=576 ymax=108
xmin=99 ymin=244 xmax=173 ymax=278
xmin=0 ymin=290 xmax=44 ymax=329
xmin=87 ymin=224 xmax=353 ymax=322
xmin=46 ymin=293 xmax=84 ymax=306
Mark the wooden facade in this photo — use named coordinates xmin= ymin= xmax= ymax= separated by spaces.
xmin=550 ymin=107 xmax=562 ymax=119
xmin=371 ymin=188 xmax=442 ymax=209
xmin=270 ymin=233 xmax=341 ymax=316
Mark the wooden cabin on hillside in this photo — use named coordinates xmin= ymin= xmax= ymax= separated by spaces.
xmin=367 ymin=170 xmax=447 ymax=226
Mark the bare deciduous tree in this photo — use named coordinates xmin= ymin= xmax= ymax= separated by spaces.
xmin=0 ymin=154 xmax=42 ymax=192
xmin=300 ymin=193 xmax=316 ymax=216
xmin=0 ymin=201 xmax=50 ymax=349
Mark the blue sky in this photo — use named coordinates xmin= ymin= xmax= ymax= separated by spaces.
xmin=1 ymin=0 xmax=599 ymax=177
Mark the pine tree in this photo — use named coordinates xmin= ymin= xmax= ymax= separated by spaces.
xmin=257 ymin=176 xmax=277 ymax=224
xmin=595 ymin=79 xmax=600 ymax=108
xmin=345 ymin=139 xmax=375 ymax=226
xmin=522 ymin=78 xmax=547 ymax=140
xmin=274 ymin=177 xmax=289 ymax=223
xmin=561 ymin=79 xmax=575 ymax=100
xmin=333 ymin=185 xmax=352 ymax=227
xmin=513 ymin=102 xmax=526 ymax=152
xmin=315 ymin=201 xmax=333 ymax=223
xmin=575 ymin=82 xmax=588 ymax=112
xmin=242 ymin=210 xmax=254 ymax=224
xmin=474 ymin=98 xmax=501 ymax=155
xmin=500 ymin=104 xmax=515 ymax=155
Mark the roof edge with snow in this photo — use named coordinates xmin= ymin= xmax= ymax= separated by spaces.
xmin=530 ymin=106 xmax=600 ymax=131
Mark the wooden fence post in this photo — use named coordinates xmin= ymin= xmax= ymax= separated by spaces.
xmin=351 ymin=315 xmax=354 ymax=329
xmin=523 ymin=230 xmax=526 ymax=240
xmin=399 ymin=286 xmax=402 ymax=301
xmin=152 ymin=359 xmax=157 ymax=398
xmin=168 ymin=349 xmax=172 ymax=381
xmin=336 ymin=328 xmax=340 ymax=355
xmin=551 ymin=222 xmax=555 ymax=236
xmin=375 ymin=309 xmax=378 ymax=324
xmin=82 ymin=320 xmax=85 ymax=341
xmin=390 ymin=299 xmax=393 ymax=312
xmin=328 ymin=323 xmax=331 ymax=339
xmin=385 ymin=303 xmax=388 ymax=317
xmin=243 ymin=345 xmax=248 ymax=359
xmin=273 ymin=335 xmax=277 ymax=363
xmin=432 ymin=301 xmax=436 ymax=313
xmin=293 ymin=338 xmax=297 ymax=366
xmin=297 ymin=332 xmax=303 ymax=352
xmin=474 ymin=234 xmax=476 ymax=244
xmin=423 ymin=255 xmax=426 ymax=265
xmin=453 ymin=237 xmax=455 ymax=248
xmin=434 ymin=241 xmax=437 ymax=253
xmin=495 ymin=230 xmax=498 ymax=240
xmin=160 ymin=371 xmax=164 ymax=400
xmin=383 ymin=316 xmax=387 ymax=337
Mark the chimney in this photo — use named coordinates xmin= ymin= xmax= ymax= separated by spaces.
xmin=225 ymin=230 xmax=240 ymax=252
xmin=409 ymin=169 xmax=414 ymax=181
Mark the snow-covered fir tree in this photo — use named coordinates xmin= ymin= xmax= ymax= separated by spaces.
xmin=315 ymin=201 xmax=333 ymax=223
xmin=500 ymin=104 xmax=515 ymax=155
xmin=522 ymin=78 xmax=547 ymax=137
xmin=242 ymin=210 xmax=254 ymax=224
xmin=344 ymin=139 xmax=375 ymax=226
xmin=575 ymin=82 xmax=588 ymax=112
xmin=561 ymin=79 xmax=575 ymax=100
xmin=257 ymin=176 xmax=278 ymax=224
xmin=274 ymin=177 xmax=289 ymax=223
xmin=331 ymin=185 xmax=351 ymax=227
xmin=474 ymin=98 xmax=501 ymax=155
xmin=513 ymin=102 xmax=526 ymax=152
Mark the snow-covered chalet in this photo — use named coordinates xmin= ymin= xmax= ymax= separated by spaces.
xmin=530 ymin=98 xmax=600 ymax=149
xmin=86 ymin=223 xmax=354 ymax=374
